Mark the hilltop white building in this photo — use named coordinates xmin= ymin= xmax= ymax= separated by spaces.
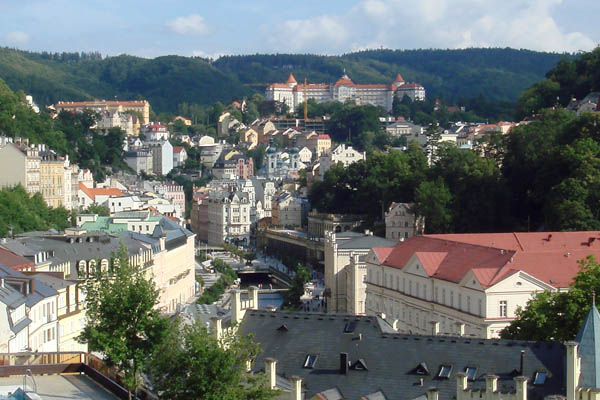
xmin=266 ymin=73 xmax=425 ymax=112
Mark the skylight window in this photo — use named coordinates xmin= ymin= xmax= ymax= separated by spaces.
xmin=534 ymin=372 xmax=547 ymax=385
xmin=344 ymin=322 xmax=356 ymax=333
xmin=303 ymin=354 xmax=318 ymax=369
xmin=465 ymin=367 xmax=477 ymax=381
xmin=438 ymin=365 xmax=452 ymax=379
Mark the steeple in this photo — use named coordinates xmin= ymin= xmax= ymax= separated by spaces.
xmin=575 ymin=300 xmax=600 ymax=388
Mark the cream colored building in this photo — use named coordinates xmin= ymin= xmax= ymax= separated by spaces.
xmin=55 ymin=100 xmax=150 ymax=125
xmin=271 ymin=192 xmax=303 ymax=228
xmin=385 ymin=202 xmax=424 ymax=241
xmin=39 ymin=150 xmax=75 ymax=210
xmin=324 ymin=231 xmax=395 ymax=314
xmin=319 ymin=144 xmax=365 ymax=178
xmin=364 ymin=232 xmax=600 ymax=338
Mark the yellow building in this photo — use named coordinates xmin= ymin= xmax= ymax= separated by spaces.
xmin=39 ymin=150 xmax=68 ymax=209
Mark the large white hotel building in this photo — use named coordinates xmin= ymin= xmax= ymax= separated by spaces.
xmin=265 ymin=72 xmax=425 ymax=112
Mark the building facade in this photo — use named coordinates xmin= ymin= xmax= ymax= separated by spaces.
xmin=364 ymin=232 xmax=600 ymax=338
xmin=385 ymin=202 xmax=424 ymax=241
xmin=266 ymin=73 xmax=425 ymax=112
xmin=319 ymin=144 xmax=366 ymax=178
xmin=55 ymin=100 xmax=150 ymax=125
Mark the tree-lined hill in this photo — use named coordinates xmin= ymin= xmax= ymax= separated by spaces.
xmin=0 ymin=47 xmax=571 ymax=114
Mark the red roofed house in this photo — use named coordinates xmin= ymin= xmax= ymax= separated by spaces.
xmin=363 ymin=231 xmax=600 ymax=338
xmin=172 ymin=146 xmax=188 ymax=167
xmin=77 ymin=182 xmax=124 ymax=208
xmin=266 ymin=72 xmax=425 ymax=113
xmin=0 ymin=247 xmax=34 ymax=271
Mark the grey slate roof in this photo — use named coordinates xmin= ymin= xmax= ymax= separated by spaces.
xmin=334 ymin=232 xmax=396 ymax=250
xmin=239 ymin=311 xmax=565 ymax=400
xmin=576 ymin=305 xmax=600 ymax=388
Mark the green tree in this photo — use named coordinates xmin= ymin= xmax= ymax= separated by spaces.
xmin=149 ymin=319 xmax=278 ymax=400
xmin=79 ymin=244 xmax=169 ymax=398
xmin=413 ymin=178 xmax=452 ymax=233
xmin=501 ymin=255 xmax=600 ymax=342
xmin=283 ymin=265 xmax=310 ymax=310
xmin=80 ymin=203 xmax=110 ymax=216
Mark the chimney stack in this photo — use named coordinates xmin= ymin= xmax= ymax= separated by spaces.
xmin=290 ymin=375 xmax=302 ymax=400
xmin=520 ymin=350 xmax=525 ymax=375
xmin=264 ymin=358 xmax=277 ymax=389
xmin=340 ymin=352 xmax=349 ymax=375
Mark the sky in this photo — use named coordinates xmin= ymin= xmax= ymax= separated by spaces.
xmin=1 ymin=0 xmax=599 ymax=59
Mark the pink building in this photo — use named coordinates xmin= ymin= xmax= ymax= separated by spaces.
xmin=236 ymin=156 xmax=254 ymax=180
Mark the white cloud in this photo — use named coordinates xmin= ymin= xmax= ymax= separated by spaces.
xmin=2 ymin=31 xmax=30 ymax=46
xmin=166 ymin=14 xmax=209 ymax=36
xmin=262 ymin=0 xmax=596 ymax=53
xmin=265 ymin=15 xmax=349 ymax=53
xmin=191 ymin=50 xmax=229 ymax=60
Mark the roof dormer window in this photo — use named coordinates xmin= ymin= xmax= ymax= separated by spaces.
xmin=437 ymin=365 xmax=452 ymax=379
xmin=534 ymin=371 xmax=547 ymax=385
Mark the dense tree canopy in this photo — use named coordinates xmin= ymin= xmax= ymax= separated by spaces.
xmin=149 ymin=319 xmax=277 ymax=400
xmin=0 ymin=186 xmax=70 ymax=236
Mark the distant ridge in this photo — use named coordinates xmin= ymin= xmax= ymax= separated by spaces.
xmin=0 ymin=47 xmax=571 ymax=112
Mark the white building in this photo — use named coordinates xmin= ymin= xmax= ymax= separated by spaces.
xmin=319 ymin=144 xmax=366 ymax=178
xmin=142 ymin=123 xmax=170 ymax=141
xmin=298 ymin=146 xmax=312 ymax=163
xmin=364 ymin=232 xmax=600 ymax=338
xmin=173 ymin=146 xmax=188 ymax=167
xmin=125 ymin=149 xmax=153 ymax=175
xmin=148 ymin=140 xmax=174 ymax=176
xmin=266 ymin=72 xmax=425 ymax=112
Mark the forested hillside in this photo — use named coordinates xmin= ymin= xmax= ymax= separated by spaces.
xmin=0 ymin=47 xmax=570 ymax=114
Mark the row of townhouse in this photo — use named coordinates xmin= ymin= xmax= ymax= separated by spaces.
xmin=0 ymin=250 xmax=85 ymax=354
xmin=1 ymin=216 xmax=195 ymax=316
xmin=0 ymin=137 xmax=88 ymax=210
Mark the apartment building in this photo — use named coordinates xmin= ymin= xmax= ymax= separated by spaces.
xmin=385 ymin=202 xmax=424 ymax=241
xmin=148 ymin=140 xmax=173 ymax=176
xmin=125 ymin=149 xmax=153 ymax=175
xmin=207 ymin=190 xmax=251 ymax=246
xmin=0 ymin=137 xmax=41 ymax=194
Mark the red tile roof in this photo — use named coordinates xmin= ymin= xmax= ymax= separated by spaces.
xmin=173 ymin=146 xmax=185 ymax=153
xmin=378 ymin=232 xmax=600 ymax=289
xmin=78 ymin=182 xmax=124 ymax=201
xmin=393 ymin=73 xmax=405 ymax=83
xmin=286 ymin=73 xmax=297 ymax=84
xmin=267 ymin=83 xmax=293 ymax=89
xmin=334 ymin=74 xmax=355 ymax=87
xmin=0 ymin=247 xmax=34 ymax=271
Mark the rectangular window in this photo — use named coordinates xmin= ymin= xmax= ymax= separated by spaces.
xmin=499 ymin=300 xmax=508 ymax=317
xmin=534 ymin=371 xmax=547 ymax=385
xmin=478 ymin=299 xmax=483 ymax=316
xmin=438 ymin=365 xmax=452 ymax=379
xmin=303 ymin=354 xmax=318 ymax=369
xmin=465 ymin=367 xmax=477 ymax=381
